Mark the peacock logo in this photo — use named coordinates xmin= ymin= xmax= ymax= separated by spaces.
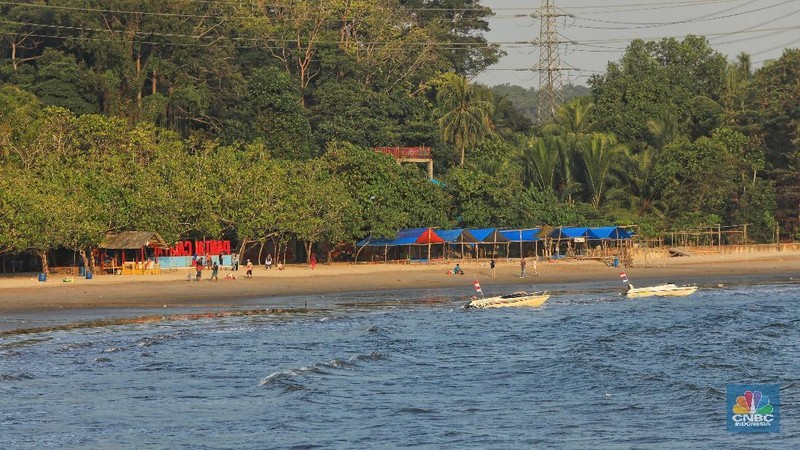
xmin=732 ymin=391 xmax=773 ymax=415
xmin=727 ymin=385 xmax=779 ymax=433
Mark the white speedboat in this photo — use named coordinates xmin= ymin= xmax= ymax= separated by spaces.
xmin=624 ymin=283 xmax=698 ymax=298
xmin=466 ymin=291 xmax=550 ymax=309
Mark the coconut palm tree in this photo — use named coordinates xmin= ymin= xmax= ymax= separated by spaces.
xmin=578 ymin=133 xmax=628 ymax=210
xmin=434 ymin=74 xmax=495 ymax=165
xmin=608 ymin=145 xmax=664 ymax=217
xmin=518 ymin=135 xmax=560 ymax=192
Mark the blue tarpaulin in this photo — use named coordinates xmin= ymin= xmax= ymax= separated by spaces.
xmin=587 ymin=227 xmax=634 ymax=240
xmin=437 ymin=229 xmax=480 ymax=243
xmin=469 ymin=228 xmax=510 ymax=242
xmin=500 ymin=229 xmax=541 ymax=242
xmin=357 ymin=228 xmax=444 ymax=247
xmin=549 ymin=227 xmax=589 ymax=239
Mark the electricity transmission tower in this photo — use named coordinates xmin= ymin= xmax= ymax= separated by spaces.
xmin=532 ymin=0 xmax=572 ymax=122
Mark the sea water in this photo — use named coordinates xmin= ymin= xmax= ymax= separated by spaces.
xmin=1 ymin=282 xmax=798 ymax=448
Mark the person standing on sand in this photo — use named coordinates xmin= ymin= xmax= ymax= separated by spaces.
xmin=246 ymin=259 xmax=253 ymax=278
xmin=520 ymin=257 xmax=526 ymax=278
xmin=205 ymin=252 xmax=212 ymax=269
xmin=490 ymin=258 xmax=496 ymax=277
xmin=218 ymin=253 xmax=224 ymax=268
xmin=232 ymin=253 xmax=239 ymax=271
xmin=210 ymin=262 xmax=219 ymax=281
xmin=265 ymin=254 xmax=272 ymax=270
xmin=533 ymin=257 xmax=539 ymax=276
xmin=310 ymin=253 xmax=317 ymax=270
xmin=195 ymin=259 xmax=203 ymax=281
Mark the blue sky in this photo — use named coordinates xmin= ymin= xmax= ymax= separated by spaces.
xmin=475 ymin=0 xmax=800 ymax=88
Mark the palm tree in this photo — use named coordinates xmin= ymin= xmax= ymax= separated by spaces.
xmin=434 ymin=74 xmax=495 ymax=165
xmin=608 ymin=146 xmax=664 ymax=217
xmin=553 ymin=97 xmax=596 ymax=135
xmin=646 ymin=112 xmax=682 ymax=149
xmin=544 ymin=98 xmax=596 ymax=203
xmin=578 ymin=133 xmax=628 ymax=210
xmin=518 ymin=135 xmax=560 ymax=192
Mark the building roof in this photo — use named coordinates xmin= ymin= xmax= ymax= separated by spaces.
xmin=469 ymin=228 xmax=511 ymax=243
xmin=437 ymin=228 xmax=480 ymax=243
xmin=500 ymin=229 xmax=542 ymax=242
xmin=357 ymin=228 xmax=444 ymax=247
xmin=586 ymin=226 xmax=634 ymax=240
xmin=99 ymin=231 xmax=170 ymax=249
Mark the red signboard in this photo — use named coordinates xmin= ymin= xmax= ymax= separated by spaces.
xmin=155 ymin=240 xmax=231 ymax=257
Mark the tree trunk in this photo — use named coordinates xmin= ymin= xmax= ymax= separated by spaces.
xmin=11 ymin=41 xmax=17 ymax=71
xmin=79 ymin=249 xmax=91 ymax=275
xmin=37 ymin=249 xmax=49 ymax=274
xmin=304 ymin=241 xmax=313 ymax=263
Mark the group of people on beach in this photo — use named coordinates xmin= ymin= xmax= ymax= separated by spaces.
xmin=190 ymin=251 xmax=290 ymax=281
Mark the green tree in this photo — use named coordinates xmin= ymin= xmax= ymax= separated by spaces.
xmin=589 ymin=36 xmax=727 ymax=143
xmin=577 ymin=133 xmax=628 ymax=210
xmin=433 ymin=73 xmax=495 ymax=165
xmin=653 ymin=136 xmax=738 ymax=224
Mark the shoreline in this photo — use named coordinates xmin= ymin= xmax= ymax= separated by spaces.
xmin=1 ymin=250 xmax=799 ymax=333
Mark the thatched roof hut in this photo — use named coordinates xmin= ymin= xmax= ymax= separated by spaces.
xmin=99 ymin=231 xmax=169 ymax=250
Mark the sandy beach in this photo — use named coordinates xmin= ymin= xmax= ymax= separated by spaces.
xmin=1 ymin=250 xmax=799 ymax=317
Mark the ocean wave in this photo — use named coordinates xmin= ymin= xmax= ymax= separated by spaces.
xmin=55 ymin=342 xmax=93 ymax=353
xmin=0 ymin=372 xmax=34 ymax=381
xmin=258 ymin=352 xmax=387 ymax=387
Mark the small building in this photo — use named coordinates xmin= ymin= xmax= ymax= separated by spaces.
xmin=98 ymin=231 xmax=170 ymax=275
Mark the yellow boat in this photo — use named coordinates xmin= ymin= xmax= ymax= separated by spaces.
xmin=624 ymin=283 xmax=698 ymax=298
xmin=466 ymin=291 xmax=550 ymax=309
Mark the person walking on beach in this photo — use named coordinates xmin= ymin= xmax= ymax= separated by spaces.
xmin=490 ymin=258 xmax=496 ymax=277
xmin=210 ymin=262 xmax=219 ymax=281
xmin=265 ymin=254 xmax=272 ymax=270
xmin=195 ymin=258 xmax=203 ymax=281
xmin=246 ymin=259 xmax=253 ymax=278
xmin=520 ymin=257 xmax=527 ymax=278
xmin=232 ymin=253 xmax=239 ymax=271
xmin=532 ymin=258 xmax=539 ymax=276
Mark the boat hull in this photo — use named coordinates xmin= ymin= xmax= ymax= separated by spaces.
xmin=467 ymin=292 xmax=550 ymax=308
xmin=625 ymin=284 xmax=698 ymax=298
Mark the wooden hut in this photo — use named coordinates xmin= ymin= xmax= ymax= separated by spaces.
xmin=98 ymin=231 xmax=170 ymax=275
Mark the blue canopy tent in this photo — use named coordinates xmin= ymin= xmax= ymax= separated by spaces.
xmin=500 ymin=229 xmax=542 ymax=258
xmin=586 ymin=226 xmax=635 ymax=265
xmin=587 ymin=226 xmax=634 ymax=240
xmin=466 ymin=228 xmax=511 ymax=259
xmin=547 ymin=227 xmax=590 ymax=258
xmin=437 ymin=229 xmax=480 ymax=260
xmin=545 ymin=226 xmax=634 ymax=260
xmin=355 ymin=228 xmax=444 ymax=263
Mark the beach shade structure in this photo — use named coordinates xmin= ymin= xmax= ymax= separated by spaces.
xmin=547 ymin=227 xmax=590 ymax=258
xmin=467 ymin=228 xmax=511 ymax=260
xmin=98 ymin=231 xmax=169 ymax=275
xmin=437 ymin=228 xmax=480 ymax=259
xmin=587 ymin=226 xmax=636 ymax=264
xmin=355 ymin=228 xmax=444 ymax=263
xmin=586 ymin=226 xmax=634 ymax=240
xmin=500 ymin=229 xmax=542 ymax=259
